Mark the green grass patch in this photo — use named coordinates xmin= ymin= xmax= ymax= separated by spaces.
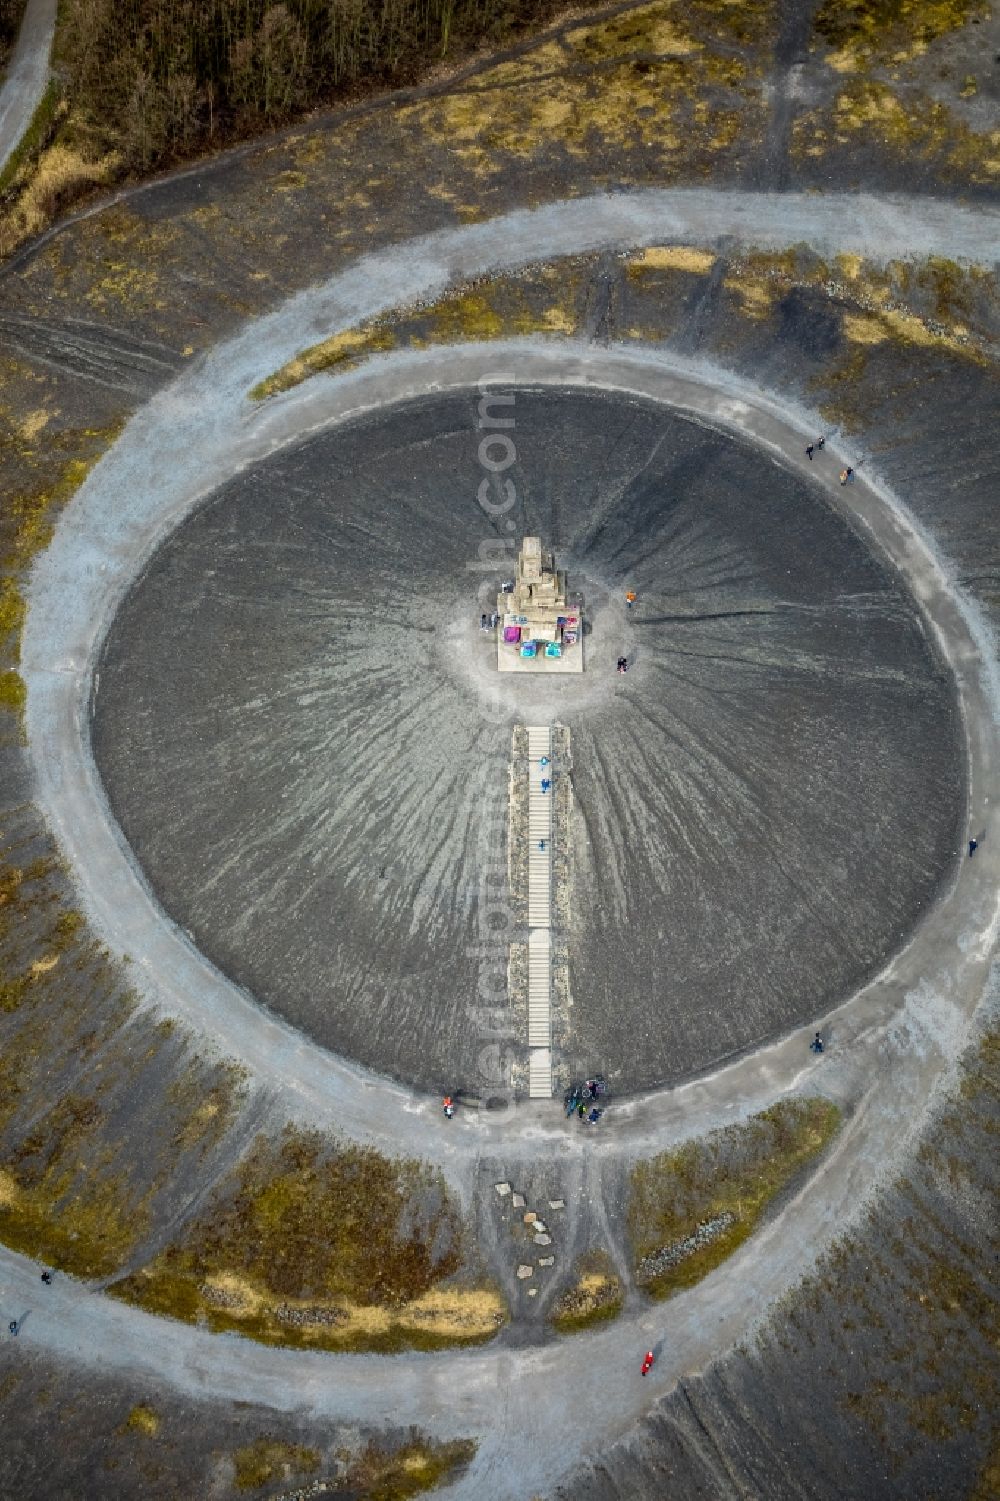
xmin=0 ymin=667 xmax=24 ymax=722
xmin=250 ymin=264 xmax=586 ymax=400
xmin=0 ymin=78 xmax=63 ymax=197
xmin=122 ymin=1404 xmax=160 ymax=1437
xmin=813 ymin=0 xmax=988 ymax=63
xmin=0 ymin=1165 xmax=148 ymax=1278
xmin=345 ymin=1439 xmax=477 ymax=1501
xmin=109 ymin=1127 xmax=505 ymax=1352
xmin=551 ymin=1250 xmax=623 ymax=1334
xmin=629 ymin=1097 xmax=841 ymax=1300
xmin=233 ymin=1438 xmax=320 ymax=1491
xmin=250 ymin=322 xmax=397 ymax=399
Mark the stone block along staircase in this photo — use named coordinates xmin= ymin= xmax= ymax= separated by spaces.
xmin=526 ymin=726 xmax=552 ymax=1098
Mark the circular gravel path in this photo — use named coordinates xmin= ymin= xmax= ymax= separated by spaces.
xmin=22 ymin=335 xmax=998 ymax=1165
xmin=13 ymin=189 xmax=1000 ymax=1497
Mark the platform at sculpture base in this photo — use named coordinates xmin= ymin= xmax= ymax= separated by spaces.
xmin=497 ymin=640 xmax=585 ymax=673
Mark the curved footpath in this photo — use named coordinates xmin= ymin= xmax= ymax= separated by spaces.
xmin=11 ymin=191 xmax=1000 ymax=1494
xmin=21 ymin=336 xmax=1000 ymax=1164
xmin=0 ymin=0 xmax=56 ymax=172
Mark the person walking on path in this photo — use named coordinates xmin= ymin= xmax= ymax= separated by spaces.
xmin=969 ymin=837 xmax=978 ymax=857
xmin=40 ymin=1271 xmax=51 ymax=1285
xmin=625 ymin=591 xmax=637 ymax=608
xmin=641 ymin=1350 xmax=654 ymax=1376
xmin=840 ymin=467 xmax=854 ymax=485
xmin=8 ymin=1320 xmax=18 ymax=1336
xmin=810 ymin=1033 xmax=824 ymax=1054
xmin=806 ymin=443 xmax=814 ymax=460
xmin=817 ymin=436 xmax=825 ymax=450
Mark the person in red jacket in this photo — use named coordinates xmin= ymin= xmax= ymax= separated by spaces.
xmin=641 ymin=1350 xmax=654 ymax=1375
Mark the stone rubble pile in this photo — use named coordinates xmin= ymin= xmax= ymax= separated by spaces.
xmin=637 ymin=1212 xmax=736 ymax=1282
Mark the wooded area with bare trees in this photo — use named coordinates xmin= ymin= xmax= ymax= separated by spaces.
xmin=55 ymin=0 xmax=554 ymax=171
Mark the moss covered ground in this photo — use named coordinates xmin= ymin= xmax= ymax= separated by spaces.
xmin=110 ymin=1126 xmax=505 ymax=1352
xmin=629 ymin=1098 xmax=842 ymax=1299
xmin=551 ymin=1250 xmax=624 ymax=1334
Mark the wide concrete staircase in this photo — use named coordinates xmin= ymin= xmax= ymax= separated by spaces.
xmin=526 ymin=726 xmax=552 ymax=1098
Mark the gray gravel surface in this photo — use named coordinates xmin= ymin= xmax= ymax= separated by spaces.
xmin=91 ymin=387 xmax=961 ymax=1092
xmin=9 ymin=191 xmax=1000 ymax=1499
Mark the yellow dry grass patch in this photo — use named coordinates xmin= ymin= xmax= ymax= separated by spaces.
xmin=815 ymin=0 xmax=988 ymax=66
xmin=191 ymin=1099 xmax=219 ymax=1127
xmin=844 ymin=305 xmax=976 ymax=356
xmin=403 ymin=0 xmax=757 ymax=175
xmin=19 ymin=410 xmax=51 ymax=442
xmin=538 ymin=304 xmax=576 ymax=334
xmin=0 ymin=1169 xmax=20 ymax=1209
xmin=253 ymin=273 xmax=582 ymax=401
xmin=201 ymin=1273 xmax=502 ymax=1341
xmin=825 ymin=46 xmax=858 ymax=73
xmin=569 ymin=11 xmax=701 ymax=60
xmin=395 ymin=1286 xmax=505 ymax=1337
xmin=843 ymin=312 xmax=888 ymax=344
xmin=484 ymin=39 xmax=568 ymax=85
xmin=805 ymin=81 xmax=1000 ymax=182
xmin=881 ymin=306 xmax=964 ymax=349
xmin=0 ymin=143 xmax=120 ymax=258
xmin=552 ymin=1255 xmax=623 ymax=1333
xmin=124 ymin=1404 xmax=160 ymax=1437
xmin=723 ymin=275 xmax=774 ymax=318
xmin=630 ymin=245 xmax=716 ymax=275
xmin=252 ymin=324 xmax=396 ymax=398
xmin=29 ymin=954 xmax=59 ymax=976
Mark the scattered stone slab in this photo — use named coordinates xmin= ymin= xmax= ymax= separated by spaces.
xmin=534 ymin=1233 xmax=552 ymax=1246
xmin=538 ymin=1256 xmax=555 ymax=1267
xmin=495 ymin=1182 xmax=511 ymax=1196
xmin=516 ymin=1264 xmax=533 ymax=1279
xmin=528 ymin=1288 xmax=538 ymax=1297
xmin=548 ymin=1199 xmax=565 ymax=1210
xmin=533 ymin=1220 xmax=547 ymax=1234
xmin=523 ymin=1211 xmax=537 ymax=1223
xmin=512 ymin=1193 xmax=526 ymax=1208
